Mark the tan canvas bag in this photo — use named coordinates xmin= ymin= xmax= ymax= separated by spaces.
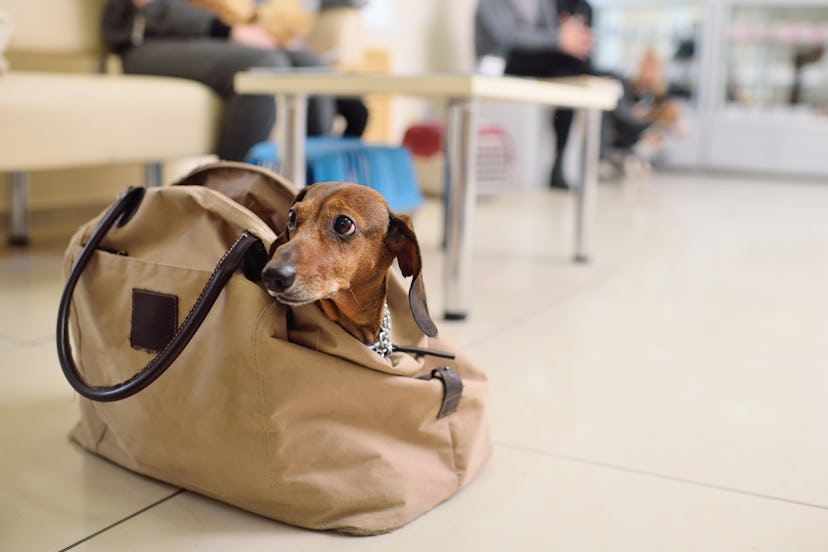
xmin=57 ymin=163 xmax=491 ymax=535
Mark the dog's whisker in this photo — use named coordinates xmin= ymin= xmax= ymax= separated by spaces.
xmin=349 ymin=288 xmax=360 ymax=305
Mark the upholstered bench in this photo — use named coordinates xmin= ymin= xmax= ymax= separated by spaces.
xmin=1 ymin=0 xmax=225 ymax=245
xmin=0 ymin=71 xmax=220 ymax=244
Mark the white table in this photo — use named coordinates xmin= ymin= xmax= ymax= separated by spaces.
xmin=234 ymin=71 xmax=621 ymax=320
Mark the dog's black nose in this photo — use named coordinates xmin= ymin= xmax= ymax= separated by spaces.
xmin=261 ymin=264 xmax=296 ymax=292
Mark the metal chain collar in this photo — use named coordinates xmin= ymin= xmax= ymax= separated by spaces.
xmin=368 ymin=303 xmax=393 ymax=358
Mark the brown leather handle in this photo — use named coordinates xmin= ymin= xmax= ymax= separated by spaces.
xmin=56 ymin=187 xmax=265 ymax=402
xmin=419 ymin=366 xmax=463 ymax=419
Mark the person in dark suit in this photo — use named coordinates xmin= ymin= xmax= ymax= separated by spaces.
xmin=475 ymin=0 xmax=594 ymax=189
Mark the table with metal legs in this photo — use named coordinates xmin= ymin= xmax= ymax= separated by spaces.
xmin=235 ymin=72 xmax=620 ymax=320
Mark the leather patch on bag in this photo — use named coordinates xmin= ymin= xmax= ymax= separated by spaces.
xmin=131 ymin=289 xmax=178 ymax=353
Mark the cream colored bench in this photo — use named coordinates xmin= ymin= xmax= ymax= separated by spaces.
xmin=1 ymin=0 xmax=222 ymax=245
xmin=0 ymin=71 xmax=220 ymax=244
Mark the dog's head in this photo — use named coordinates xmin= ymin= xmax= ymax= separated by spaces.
xmin=261 ymin=182 xmax=437 ymax=338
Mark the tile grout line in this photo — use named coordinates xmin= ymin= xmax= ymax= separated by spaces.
xmin=23 ymin=334 xmax=58 ymax=347
xmin=462 ymin=254 xmax=637 ymax=351
xmin=495 ymin=441 xmax=828 ymax=513
xmin=57 ymin=489 xmax=185 ymax=551
xmin=0 ymin=334 xmax=55 ymax=348
xmin=464 ymin=196 xmax=676 ymax=349
xmin=460 ymin=222 xmax=673 ymax=350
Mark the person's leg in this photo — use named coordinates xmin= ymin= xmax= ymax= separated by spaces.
xmin=122 ymin=39 xmax=291 ymax=160
xmin=335 ymin=97 xmax=369 ymax=137
xmin=548 ymin=56 xmax=596 ymax=188
xmin=215 ymin=94 xmax=278 ymax=161
xmin=550 ymin=108 xmax=574 ymax=188
xmin=504 ymin=50 xmax=592 ymax=188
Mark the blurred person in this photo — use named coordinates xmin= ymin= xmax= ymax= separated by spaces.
xmin=102 ymin=0 xmax=365 ymax=162
xmin=475 ymin=0 xmax=595 ymax=189
xmin=605 ymin=48 xmax=683 ymax=173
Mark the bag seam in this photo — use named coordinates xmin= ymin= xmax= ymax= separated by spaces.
xmin=447 ymin=415 xmax=462 ymax=490
xmin=253 ymin=302 xmax=281 ymax=499
xmin=92 ymin=413 xmax=109 ymax=454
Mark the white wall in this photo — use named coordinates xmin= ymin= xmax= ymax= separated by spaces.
xmin=364 ymin=0 xmax=476 ymax=73
xmin=362 ymin=0 xmax=478 ymax=140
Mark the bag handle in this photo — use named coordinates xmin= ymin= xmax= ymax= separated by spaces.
xmin=57 ymin=187 xmax=266 ymax=403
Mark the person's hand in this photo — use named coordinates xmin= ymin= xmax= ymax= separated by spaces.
xmin=132 ymin=0 xmax=155 ymax=7
xmin=558 ymin=15 xmax=593 ymax=60
xmin=230 ymin=22 xmax=279 ymax=49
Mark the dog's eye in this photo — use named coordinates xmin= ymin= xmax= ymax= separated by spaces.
xmin=287 ymin=208 xmax=297 ymax=230
xmin=333 ymin=215 xmax=356 ymax=237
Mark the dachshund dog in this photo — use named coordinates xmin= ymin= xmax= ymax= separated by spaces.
xmin=261 ymin=182 xmax=437 ymax=348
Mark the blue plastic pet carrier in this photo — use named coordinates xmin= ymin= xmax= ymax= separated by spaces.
xmin=245 ymin=137 xmax=424 ymax=213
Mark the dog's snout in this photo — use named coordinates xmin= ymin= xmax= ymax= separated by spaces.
xmin=262 ymin=263 xmax=297 ymax=292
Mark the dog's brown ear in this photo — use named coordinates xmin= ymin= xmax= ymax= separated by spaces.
xmin=386 ymin=212 xmax=438 ymax=337
xmin=292 ymin=185 xmax=311 ymax=204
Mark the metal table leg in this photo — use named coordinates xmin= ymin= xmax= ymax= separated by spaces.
xmin=574 ymin=108 xmax=602 ymax=263
xmin=9 ymin=172 xmax=30 ymax=246
xmin=443 ymin=98 xmax=479 ymax=320
xmin=279 ymin=93 xmax=308 ymax=189
xmin=144 ymin=163 xmax=162 ymax=187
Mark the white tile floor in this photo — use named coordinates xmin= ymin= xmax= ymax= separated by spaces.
xmin=3 ymin=170 xmax=828 ymax=551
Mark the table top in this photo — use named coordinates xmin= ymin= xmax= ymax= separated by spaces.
xmin=234 ymin=71 xmax=622 ymax=110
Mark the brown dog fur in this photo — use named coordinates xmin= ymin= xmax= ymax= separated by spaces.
xmin=261 ymin=182 xmax=437 ymax=345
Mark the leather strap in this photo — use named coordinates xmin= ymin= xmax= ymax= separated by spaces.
xmin=430 ymin=366 xmax=463 ymax=419
xmin=393 ymin=344 xmax=455 ymax=360
xmin=56 ymin=187 xmax=265 ymax=403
